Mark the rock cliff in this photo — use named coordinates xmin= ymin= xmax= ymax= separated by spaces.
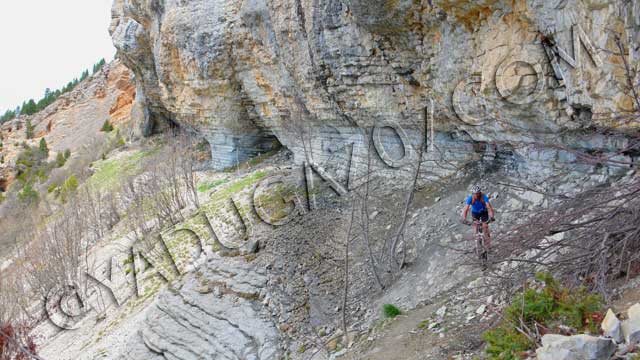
xmin=0 ymin=61 xmax=135 ymax=193
xmin=25 ymin=1 xmax=639 ymax=359
xmin=110 ymin=0 xmax=639 ymax=173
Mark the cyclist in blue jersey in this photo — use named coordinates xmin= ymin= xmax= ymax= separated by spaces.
xmin=461 ymin=185 xmax=496 ymax=247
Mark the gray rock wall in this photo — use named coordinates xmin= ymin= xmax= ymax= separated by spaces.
xmin=109 ymin=0 xmax=639 ymax=172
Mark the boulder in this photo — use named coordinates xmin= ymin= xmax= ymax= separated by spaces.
xmin=622 ymin=303 xmax=640 ymax=344
xmin=628 ymin=303 xmax=640 ymax=320
xmin=622 ymin=318 xmax=640 ymax=345
xmin=601 ymin=309 xmax=624 ymax=343
xmin=536 ymin=334 xmax=616 ymax=360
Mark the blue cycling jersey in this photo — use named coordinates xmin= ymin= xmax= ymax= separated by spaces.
xmin=466 ymin=194 xmax=489 ymax=213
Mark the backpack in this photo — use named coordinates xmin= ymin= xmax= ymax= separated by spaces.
xmin=471 ymin=193 xmax=485 ymax=206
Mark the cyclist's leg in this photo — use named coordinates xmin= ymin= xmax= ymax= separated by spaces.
xmin=479 ymin=211 xmax=490 ymax=248
xmin=483 ymin=222 xmax=491 ymax=248
xmin=471 ymin=212 xmax=479 ymax=236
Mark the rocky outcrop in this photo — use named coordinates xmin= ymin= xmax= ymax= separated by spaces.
xmin=110 ymin=0 xmax=639 ymax=172
xmin=117 ymin=256 xmax=281 ymax=360
xmin=536 ymin=334 xmax=616 ymax=360
xmin=602 ymin=309 xmax=624 ymax=343
xmin=536 ymin=303 xmax=640 ymax=359
xmin=0 ymin=61 xmax=135 ymax=192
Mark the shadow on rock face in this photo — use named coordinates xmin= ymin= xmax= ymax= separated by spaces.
xmin=345 ymin=0 xmax=415 ymax=34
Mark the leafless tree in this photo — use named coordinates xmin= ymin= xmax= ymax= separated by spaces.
xmin=486 ymin=31 xmax=640 ymax=297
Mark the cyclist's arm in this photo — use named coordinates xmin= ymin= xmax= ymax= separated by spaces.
xmin=461 ymin=204 xmax=470 ymax=220
xmin=487 ymin=201 xmax=495 ymax=218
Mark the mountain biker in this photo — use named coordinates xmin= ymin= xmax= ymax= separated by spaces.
xmin=461 ymin=185 xmax=495 ymax=248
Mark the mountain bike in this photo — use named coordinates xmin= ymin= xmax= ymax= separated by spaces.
xmin=463 ymin=218 xmax=493 ymax=269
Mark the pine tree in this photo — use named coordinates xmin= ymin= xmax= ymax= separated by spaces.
xmin=22 ymin=99 xmax=37 ymax=115
xmin=2 ymin=57 xmax=107 ymax=123
xmin=101 ymin=119 xmax=114 ymax=132
xmin=56 ymin=152 xmax=66 ymax=167
xmin=93 ymin=58 xmax=106 ymax=74
xmin=0 ymin=109 xmax=16 ymax=123
xmin=25 ymin=119 xmax=34 ymax=139
xmin=39 ymin=138 xmax=49 ymax=157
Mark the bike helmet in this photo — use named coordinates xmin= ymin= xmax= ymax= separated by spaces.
xmin=472 ymin=185 xmax=482 ymax=194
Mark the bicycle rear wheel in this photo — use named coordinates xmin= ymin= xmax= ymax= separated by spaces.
xmin=477 ymin=235 xmax=488 ymax=269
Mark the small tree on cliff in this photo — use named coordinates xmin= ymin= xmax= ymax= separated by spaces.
xmin=38 ymin=138 xmax=48 ymax=157
xmin=25 ymin=120 xmax=34 ymax=139
xmin=55 ymin=152 xmax=66 ymax=168
xmin=101 ymin=119 xmax=114 ymax=133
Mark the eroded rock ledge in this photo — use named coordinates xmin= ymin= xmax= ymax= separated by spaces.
xmin=109 ymin=0 xmax=639 ymax=172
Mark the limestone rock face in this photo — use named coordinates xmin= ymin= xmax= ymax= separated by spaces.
xmin=116 ymin=256 xmax=281 ymax=360
xmin=110 ymin=0 xmax=640 ymax=171
xmin=0 ymin=61 xmax=135 ymax=191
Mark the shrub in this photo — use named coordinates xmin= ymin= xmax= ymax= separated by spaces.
xmin=59 ymin=175 xmax=79 ymax=202
xmin=15 ymin=144 xmax=50 ymax=184
xmin=47 ymin=183 xmax=58 ymax=194
xmin=0 ymin=321 xmax=38 ymax=359
xmin=17 ymin=183 xmax=38 ymax=204
xmin=101 ymin=119 xmax=114 ymax=132
xmin=53 ymin=149 xmax=72 ymax=168
xmin=483 ymin=273 xmax=603 ymax=359
xmin=382 ymin=304 xmax=401 ymax=318
xmin=36 ymin=168 xmax=47 ymax=183
xmin=55 ymin=152 xmax=66 ymax=168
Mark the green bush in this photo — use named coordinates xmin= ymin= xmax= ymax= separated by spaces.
xmin=47 ymin=183 xmax=59 ymax=194
xmin=101 ymin=119 xmax=114 ymax=132
xmin=18 ymin=183 xmax=38 ymax=204
xmin=382 ymin=304 xmax=401 ymax=319
xmin=15 ymin=144 xmax=50 ymax=185
xmin=483 ymin=273 xmax=603 ymax=359
xmin=36 ymin=168 xmax=47 ymax=183
xmin=59 ymin=175 xmax=79 ymax=202
xmin=56 ymin=152 xmax=66 ymax=167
